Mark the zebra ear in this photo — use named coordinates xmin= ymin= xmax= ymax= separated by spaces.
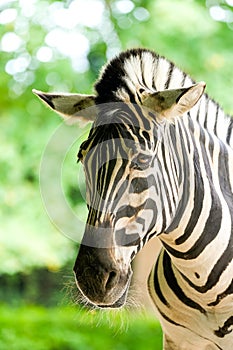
xmin=142 ymin=82 xmax=206 ymax=119
xmin=32 ymin=89 xmax=97 ymax=124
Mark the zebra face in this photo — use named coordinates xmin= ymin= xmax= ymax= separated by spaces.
xmin=73 ymin=112 xmax=159 ymax=307
xmin=72 ymin=81 xmax=204 ymax=308
xmin=33 ymin=48 xmax=205 ymax=308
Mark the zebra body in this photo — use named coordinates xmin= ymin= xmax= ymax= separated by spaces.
xmin=34 ymin=49 xmax=233 ymax=349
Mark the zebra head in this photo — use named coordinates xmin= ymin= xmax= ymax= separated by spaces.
xmin=34 ymin=49 xmax=205 ymax=308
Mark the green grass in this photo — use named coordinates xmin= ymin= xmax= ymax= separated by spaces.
xmin=0 ymin=304 xmax=162 ymax=350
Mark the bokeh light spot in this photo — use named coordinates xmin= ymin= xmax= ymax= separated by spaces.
xmin=0 ymin=8 xmax=17 ymax=24
xmin=69 ymin=0 xmax=105 ymax=27
xmin=115 ymin=0 xmax=134 ymax=14
xmin=5 ymin=54 xmax=31 ymax=75
xmin=1 ymin=32 xmax=23 ymax=52
xmin=133 ymin=7 xmax=150 ymax=21
xmin=36 ymin=46 xmax=53 ymax=63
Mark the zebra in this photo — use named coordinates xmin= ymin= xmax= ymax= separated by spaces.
xmin=34 ymin=48 xmax=233 ymax=350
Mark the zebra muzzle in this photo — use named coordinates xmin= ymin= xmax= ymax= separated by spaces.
xmin=73 ymin=244 xmax=132 ymax=307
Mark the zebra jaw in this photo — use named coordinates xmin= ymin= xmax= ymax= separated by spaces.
xmin=141 ymin=81 xmax=206 ymax=119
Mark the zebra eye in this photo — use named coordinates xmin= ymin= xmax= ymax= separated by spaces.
xmin=132 ymin=153 xmax=152 ymax=170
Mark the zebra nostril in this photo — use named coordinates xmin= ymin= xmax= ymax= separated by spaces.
xmin=105 ymin=270 xmax=118 ymax=291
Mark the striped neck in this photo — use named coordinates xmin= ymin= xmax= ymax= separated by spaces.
xmin=157 ymin=115 xmax=233 ymax=293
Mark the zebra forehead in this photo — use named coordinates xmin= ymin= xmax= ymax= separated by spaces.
xmin=95 ymin=48 xmax=159 ymax=103
xmin=78 ymin=123 xmax=132 ymax=160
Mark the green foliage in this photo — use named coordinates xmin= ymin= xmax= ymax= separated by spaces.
xmin=0 ymin=263 xmax=74 ymax=306
xmin=0 ymin=305 xmax=162 ymax=350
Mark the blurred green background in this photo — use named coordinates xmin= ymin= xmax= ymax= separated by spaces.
xmin=1 ymin=0 xmax=233 ymax=349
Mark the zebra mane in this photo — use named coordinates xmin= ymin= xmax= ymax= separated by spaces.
xmin=95 ymin=48 xmax=233 ymax=148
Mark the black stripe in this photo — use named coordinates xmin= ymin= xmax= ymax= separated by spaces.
xmin=157 ymin=158 xmax=173 ymax=216
xmin=115 ymin=228 xmax=140 ymax=246
xmin=110 ymin=164 xmax=130 ymax=210
xmin=142 ymin=130 xmax=151 ymax=145
xmin=136 ymin=216 xmax=145 ymax=230
xmin=163 ymin=188 xmax=222 ymax=260
xmin=214 ymin=316 xmax=233 ymax=338
xmin=181 ymin=71 xmax=187 ymax=86
xmin=165 ymin=123 xmax=191 ymax=233
xmin=101 ymin=158 xmax=117 ymax=201
xmin=214 ymin=104 xmax=220 ymax=135
xmin=208 ymin=279 xmax=233 ymax=306
xmin=175 ymin=119 xmax=204 ymax=244
xmin=208 ymin=133 xmax=215 ymax=160
xmin=157 ymin=174 xmax=167 ymax=232
xmin=175 ymin=152 xmax=204 ymax=245
xmin=37 ymin=92 xmax=55 ymax=109
xmin=115 ymin=204 xmax=142 ymax=221
xmin=140 ymin=58 xmax=149 ymax=89
xmin=163 ymin=251 xmax=206 ymax=314
xmin=156 ymin=305 xmax=181 ymax=326
xmin=124 ymin=84 xmax=137 ymax=103
xmin=164 ymin=62 xmax=174 ymax=89
xmin=115 ymin=198 xmax=156 ymax=222
xmin=145 ymin=199 xmax=158 ymax=236
xmin=129 ymin=177 xmax=149 ymax=194
xmin=226 ymin=117 xmax=233 ymax=144
xmin=151 ymin=253 xmax=170 ymax=307
xmin=165 ymin=123 xmax=223 ymax=257
xmin=131 ymin=104 xmax=151 ymax=131
xmin=160 ymin=141 xmax=177 ymax=210
xmin=181 ymin=229 xmax=233 ymax=293
xmin=180 ymin=146 xmax=232 ymax=293
xmin=156 ymin=302 xmax=223 ymax=350
xmin=203 ymin=97 xmax=209 ymax=129
xmin=196 ymin=101 xmax=201 ymax=122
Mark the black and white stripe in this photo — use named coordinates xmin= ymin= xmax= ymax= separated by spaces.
xmin=78 ymin=49 xmax=233 ymax=349
xmin=35 ymin=48 xmax=233 ymax=349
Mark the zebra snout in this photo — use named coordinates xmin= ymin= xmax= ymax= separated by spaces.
xmin=73 ymin=245 xmax=131 ymax=307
